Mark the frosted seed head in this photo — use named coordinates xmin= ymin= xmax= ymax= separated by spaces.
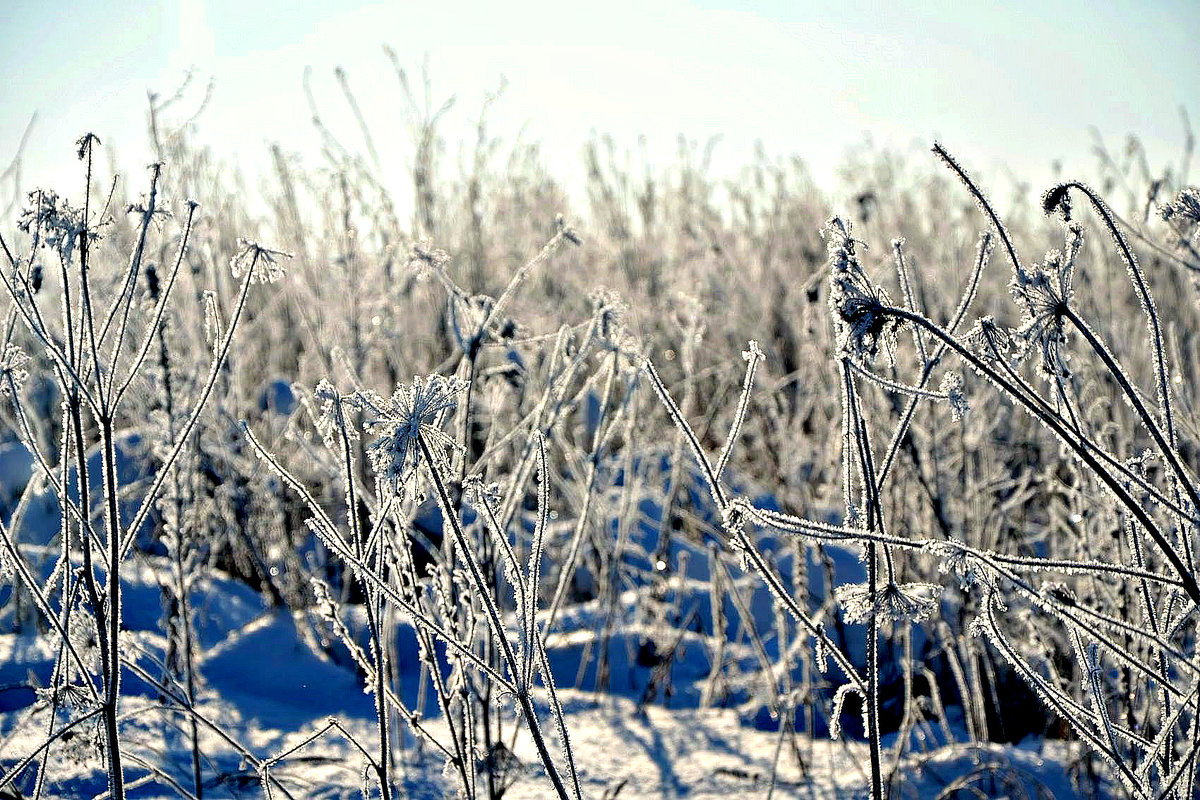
xmin=822 ymin=216 xmax=901 ymax=365
xmin=1041 ymin=184 xmax=1073 ymax=220
xmin=1160 ymin=187 xmax=1200 ymax=224
xmin=0 ymin=344 xmax=29 ymax=395
xmin=312 ymin=379 xmax=352 ymax=449
xmin=67 ymin=607 xmax=102 ymax=671
xmin=1008 ymin=244 xmax=1076 ymax=382
xmin=229 ymin=238 xmax=292 ymax=283
xmin=835 ymin=581 xmax=942 ymax=625
xmin=965 ymin=316 xmax=1013 ymax=365
xmin=463 ymin=475 xmax=503 ymax=507
xmin=356 ymin=375 xmax=468 ymax=496
xmin=76 ymin=132 xmax=101 ymax=160
xmin=18 ymin=189 xmax=98 ymax=264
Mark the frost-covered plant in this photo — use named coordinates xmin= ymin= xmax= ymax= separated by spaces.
xmin=834 ymin=580 xmax=941 ymax=626
xmin=824 ymin=217 xmax=900 ymax=366
xmin=642 ymin=140 xmax=1200 ymax=800
xmin=353 ymin=374 xmax=467 ymax=498
xmin=0 ymin=137 xmax=284 ymax=799
xmin=1160 ymin=187 xmax=1200 ymax=226
xmin=243 ymin=211 xmax=587 ymax=800
xmin=6 ymin=61 xmax=1200 ymax=799
xmin=246 ymin=378 xmax=582 ymax=800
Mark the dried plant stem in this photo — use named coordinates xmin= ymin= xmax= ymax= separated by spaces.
xmin=417 ymin=432 xmax=576 ymax=800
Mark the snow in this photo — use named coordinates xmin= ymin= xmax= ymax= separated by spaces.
xmin=0 ymin=549 xmax=1085 ymax=798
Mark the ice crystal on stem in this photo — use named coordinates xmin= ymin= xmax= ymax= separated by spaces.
xmin=939 ymin=371 xmax=968 ymax=420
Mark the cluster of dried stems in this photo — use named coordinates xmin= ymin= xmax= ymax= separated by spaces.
xmin=2 ymin=60 xmax=1200 ymax=800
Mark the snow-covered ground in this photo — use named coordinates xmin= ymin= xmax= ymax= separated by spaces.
xmin=1 ymin=551 xmax=1082 ymax=799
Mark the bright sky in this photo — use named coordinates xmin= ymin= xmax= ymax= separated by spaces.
xmin=1 ymin=0 xmax=1196 ymax=214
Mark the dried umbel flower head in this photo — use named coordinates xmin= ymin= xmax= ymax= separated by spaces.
xmin=17 ymin=189 xmax=98 ymax=264
xmin=311 ymin=379 xmax=356 ymax=449
xmin=1041 ymin=184 xmax=1073 ymax=221
xmin=229 ymin=238 xmax=292 ymax=284
xmin=463 ymin=474 xmax=504 ymax=507
xmin=965 ymin=315 xmax=1013 ymax=363
xmin=589 ymin=287 xmax=641 ymax=358
xmin=1160 ymin=187 xmax=1200 ymax=225
xmin=822 ymin=217 xmax=901 ymax=365
xmin=0 ymin=343 xmax=29 ymax=395
xmin=835 ymin=580 xmax=942 ymax=625
xmin=35 ymin=683 xmax=94 ymax=714
xmin=1009 ymin=225 xmax=1083 ymax=381
xmin=354 ymin=375 xmax=468 ymax=495
xmin=68 ymin=604 xmax=103 ymax=671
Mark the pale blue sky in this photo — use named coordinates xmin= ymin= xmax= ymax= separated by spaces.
xmin=1 ymin=0 xmax=1196 ymax=210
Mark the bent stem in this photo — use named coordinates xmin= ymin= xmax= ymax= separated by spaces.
xmin=880 ymin=304 xmax=1200 ymax=606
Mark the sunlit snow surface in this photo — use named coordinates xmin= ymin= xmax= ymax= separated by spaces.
xmin=1 ymin=551 xmax=1081 ymax=799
